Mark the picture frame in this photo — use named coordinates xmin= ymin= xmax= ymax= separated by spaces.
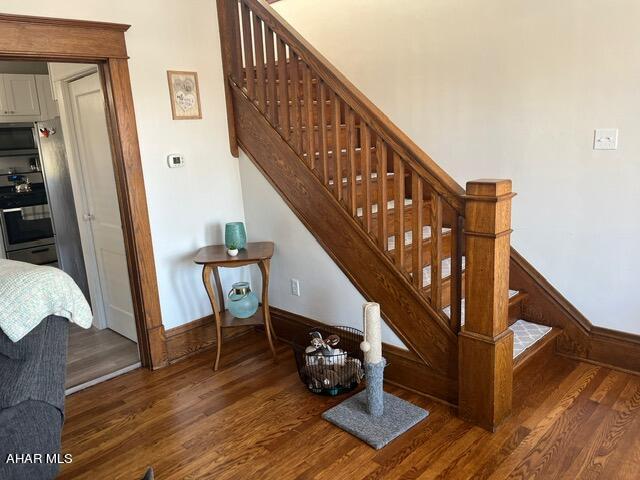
xmin=167 ymin=70 xmax=202 ymax=120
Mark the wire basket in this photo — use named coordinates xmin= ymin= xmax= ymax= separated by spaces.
xmin=292 ymin=325 xmax=364 ymax=396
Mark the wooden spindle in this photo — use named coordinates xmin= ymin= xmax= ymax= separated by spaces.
xmin=303 ymin=63 xmax=315 ymax=169
xmin=430 ymin=192 xmax=443 ymax=309
xmin=449 ymin=214 xmax=463 ymax=330
xmin=276 ymin=39 xmax=289 ymax=141
xmin=393 ymin=153 xmax=405 ymax=268
xmin=264 ymin=26 xmax=277 ymax=124
xmin=362 ymin=123 xmax=372 ymax=233
xmin=240 ymin=1 xmax=254 ymax=98
xmin=347 ymin=108 xmax=357 ymax=216
xmin=377 ymin=138 xmax=388 ymax=250
xmin=252 ymin=13 xmax=266 ymax=111
xmin=319 ymin=81 xmax=329 ymax=186
xmin=412 ymin=171 xmax=424 ymax=288
xmin=332 ymin=92 xmax=342 ymax=201
xmin=229 ymin=0 xmax=243 ymax=85
xmin=289 ymin=50 xmax=302 ymax=154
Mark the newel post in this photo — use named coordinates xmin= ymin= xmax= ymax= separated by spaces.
xmin=216 ymin=0 xmax=240 ymax=157
xmin=459 ymin=179 xmax=515 ymax=431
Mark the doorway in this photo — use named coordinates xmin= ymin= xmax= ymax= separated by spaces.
xmin=54 ymin=63 xmax=140 ymax=389
xmin=0 ymin=13 xmax=167 ymax=372
xmin=0 ymin=58 xmax=141 ymax=390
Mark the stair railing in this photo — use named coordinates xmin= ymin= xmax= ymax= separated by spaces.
xmin=217 ymin=0 xmax=465 ymax=332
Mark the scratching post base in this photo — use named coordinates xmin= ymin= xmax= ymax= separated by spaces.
xmin=322 ymin=390 xmax=429 ymax=449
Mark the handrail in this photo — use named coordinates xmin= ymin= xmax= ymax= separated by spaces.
xmin=236 ymin=0 xmax=465 ymax=214
xmin=217 ymin=0 xmax=465 ymax=332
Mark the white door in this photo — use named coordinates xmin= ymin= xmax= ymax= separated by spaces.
xmin=68 ymin=73 xmax=137 ymax=342
xmin=2 ymin=74 xmax=41 ymax=116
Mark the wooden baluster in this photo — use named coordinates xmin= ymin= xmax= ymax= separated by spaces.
xmin=289 ymin=50 xmax=302 ymax=154
xmin=240 ymin=1 xmax=254 ymax=99
xmin=276 ymin=39 xmax=290 ymax=141
xmin=459 ymin=179 xmax=514 ymax=431
xmin=430 ymin=192 xmax=443 ymax=309
xmin=264 ymin=26 xmax=277 ymax=124
xmin=347 ymin=108 xmax=357 ymax=216
xmin=362 ymin=123 xmax=372 ymax=233
xmin=319 ymin=81 xmax=329 ymax=186
xmin=252 ymin=13 xmax=266 ymax=112
xmin=449 ymin=214 xmax=463 ymax=330
xmin=393 ymin=153 xmax=405 ymax=268
xmin=215 ymin=0 xmax=241 ymax=157
xmin=412 ymin=171 xmax=424 ymax=288
xmin=227 ymin=0 xmax=243 ymax=85
xmin=303 ymin=62 xmax=315 ymax=169
xmin=377 ymin=138 xmax=388 ymax=250
xmin=332 ymin=92 xmax=342 ymax=201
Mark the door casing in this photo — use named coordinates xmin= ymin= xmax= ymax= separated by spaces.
xmin=0 ymin=13 xmax=167 ymax=369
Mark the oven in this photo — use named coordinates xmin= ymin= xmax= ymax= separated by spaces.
xmin=0 ymin=187 xmax=56 ymax=253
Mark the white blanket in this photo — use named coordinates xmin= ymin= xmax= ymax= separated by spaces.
xmin=0 ymin=259 xmax=93 ymax=342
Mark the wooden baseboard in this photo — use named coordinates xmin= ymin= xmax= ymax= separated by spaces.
xmin=511 ymin=248 xmax=640 ymax=375
xmin=165 ymin=315 xmax=251 ymax=364
xmin=269 ymin=307 xmax=458 ymax=405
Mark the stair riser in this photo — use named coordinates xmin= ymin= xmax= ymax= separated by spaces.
xmin=422 ymin=271 xmax=465 ymax=309
xmin=388 ymin=233 xmax=453 ymax=270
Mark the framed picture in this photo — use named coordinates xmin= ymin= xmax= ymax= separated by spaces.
xmin=167 ymin=70 xmax=202 ymax=120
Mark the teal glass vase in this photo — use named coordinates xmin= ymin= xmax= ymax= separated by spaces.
xmin=225 ymin=222 xmax=247 ymax=250
xmin=227 ymin=282 xmax=259 ymax=318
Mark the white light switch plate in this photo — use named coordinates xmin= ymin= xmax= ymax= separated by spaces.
xmin=594 ymin=129 xmax=618 ymax=150
xmin=290 ymin=278 xmax=300 ymax=296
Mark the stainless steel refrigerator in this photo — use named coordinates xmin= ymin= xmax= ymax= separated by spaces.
xmin=36 ymin=117 xmax=90 ymax=302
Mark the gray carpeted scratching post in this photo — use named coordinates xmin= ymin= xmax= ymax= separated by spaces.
xmin=322 ymin=303 xmax=429 ymax=450
xmin=364 ymin=358 xmax=386 ymax=416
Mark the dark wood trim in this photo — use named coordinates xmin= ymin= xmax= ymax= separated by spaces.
xmin=269 ymin=306 xmax=458 ymax=404
xmin=511 ymin=248 xmax=640 ymax=375
xmin=165 ymin=315 xmax=252 ymax=364
xmin=0 ymin=14 xmax=165 ymax=368
xmin=0 ymin=13 xmax=129 ymax=60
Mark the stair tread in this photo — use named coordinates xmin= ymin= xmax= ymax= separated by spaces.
xmin=328 ymin=171 xmax=394 ymax=186
xmin=510 ymin=319 xmax=554 ymax=359
xmin=443 ymin=289 xmax=520 ymax=325
xmin=421 ymin=256 xmax=466 ymax=286
xmin=387 ymin=226 xmax=452 ymax=251
xmin=355 ymin=198 xmax=412 ymax=217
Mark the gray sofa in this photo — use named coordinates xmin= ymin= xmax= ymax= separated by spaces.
xmin=0 ymin=316 xmax=69 ymax=480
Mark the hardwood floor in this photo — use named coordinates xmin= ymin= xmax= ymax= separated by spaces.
xmin=66 ymin=324 xmax=139 ymax=389
xmin=59 ymin=331 xmax=640 ymax=479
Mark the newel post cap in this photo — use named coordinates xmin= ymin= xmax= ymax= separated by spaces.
xmin=465 ymin=179 xmax=512 ymax=198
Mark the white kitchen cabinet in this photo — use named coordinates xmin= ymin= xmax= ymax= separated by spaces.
xmin=0 ymin=74 xmax=40 ymax=116
xmin=35 ymin=75 xmax=58 ymax=120
xmin=0 ymin=74 xmax=58 ymax=122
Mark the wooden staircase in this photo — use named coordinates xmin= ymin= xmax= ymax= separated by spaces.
xmin=215 ymin=0 xmax=568 ymax=430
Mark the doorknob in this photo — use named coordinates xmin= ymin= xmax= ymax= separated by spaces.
xmin=83 ymin=213 xmax=95 ymax=221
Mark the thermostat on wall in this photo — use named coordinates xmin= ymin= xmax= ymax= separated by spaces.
xmin=167 ymin=154 xmax=185 ymax=168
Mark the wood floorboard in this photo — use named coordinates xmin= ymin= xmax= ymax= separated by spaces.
xmin=66 ymin=324 xmax=140 ymax=388
xmin=59 ymin=331 xmax=640 ymax=480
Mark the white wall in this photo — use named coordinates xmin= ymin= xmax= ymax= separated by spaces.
xmin=0 ymin=0 xmax=246 ymax=329
xmin=261 ymin=0 xmax=640 ymax=335
xmin=239 ymin=158 xmax=404 ymax=346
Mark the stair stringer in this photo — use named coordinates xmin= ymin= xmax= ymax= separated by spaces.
xmin=231 ymin=83 xmax=459 ymax=399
